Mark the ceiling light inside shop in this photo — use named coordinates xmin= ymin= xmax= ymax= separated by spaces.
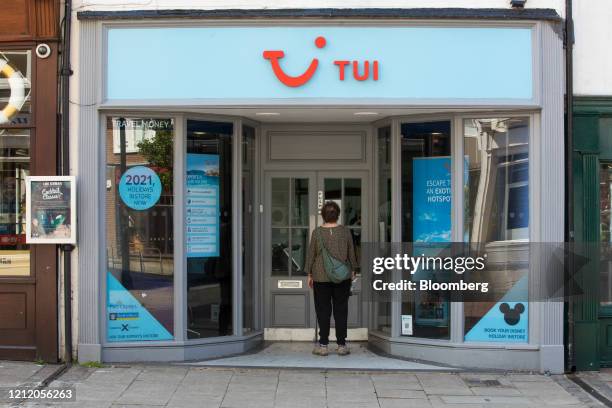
xmin=255 ymin=112 xmax=280 ymax=116
xmin=353 ymin=112 xmax=379 ymax=116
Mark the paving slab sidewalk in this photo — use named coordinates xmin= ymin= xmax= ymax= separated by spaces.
xmin=0 ymin=361 xmax=65 ymax=407
xmin=575 ymin=369 xmax=612 ymax=404
xmin=0 ymin=361 xmax=607 ymax=408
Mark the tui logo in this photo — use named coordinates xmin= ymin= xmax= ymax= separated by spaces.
xmin=263 ymin=36 xmax=380 ymax=87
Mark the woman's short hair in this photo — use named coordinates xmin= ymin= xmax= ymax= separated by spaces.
xmin=321 ymin=201 xmax=340 ymax=223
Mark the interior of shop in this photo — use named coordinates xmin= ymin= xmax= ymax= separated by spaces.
xmin=103 ymin=107 xmax=531 ymax=355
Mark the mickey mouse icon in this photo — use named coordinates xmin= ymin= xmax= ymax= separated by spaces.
xmin=499 ymin=303 xmax=525 ymax=326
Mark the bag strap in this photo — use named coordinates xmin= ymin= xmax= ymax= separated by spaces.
xmin=317 ymin=227 xmax=349 ymax=266
xmin=316 ymin=227 xmax=327 ymax=252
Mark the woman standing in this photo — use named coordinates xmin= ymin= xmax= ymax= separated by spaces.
xmin=306 ymin=201 xmax=358 ymax=356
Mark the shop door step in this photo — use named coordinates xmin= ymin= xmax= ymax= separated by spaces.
xmin=184 ymin=341 xmax=454 ymax=371
xmin=264 ymin=328 xmax=368 ymax=342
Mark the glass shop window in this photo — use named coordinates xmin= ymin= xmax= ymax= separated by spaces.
xmin=377 ymin=126 xmax=392 ymax=244
xmin=105 ymin=117 xmax=175 ymax=342
xmin=463 ymin=117 xmax=529 ymax=343
xmin=186 ymin=120 xmax=233 ymax=339
xmin=0 ymin=50 xmax=32 ymax=120
xmin=270 ymin=177 xmax=309 ymax=277
xmin=376 ymin=125 xmax=392 ymax=334
xmin=0 ymin=129 xmax=30 ymax=277
xmin=242 ymin=124 xmax=256 ymax=334
xmin=400 ymin=121 xmax=452 ymax=340
xmin=0 ymin=50 xmax=32 ymax=277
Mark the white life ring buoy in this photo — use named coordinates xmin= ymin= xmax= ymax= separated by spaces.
xmin=0 ymin=57 xmax=26 ymax=125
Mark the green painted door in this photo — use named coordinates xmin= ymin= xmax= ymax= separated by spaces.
xmin=573 ymin=98 xmax=612 ymax=370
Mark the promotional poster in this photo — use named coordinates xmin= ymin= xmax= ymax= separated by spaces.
xmin=26 ymin=177 xmax=76 ymax=244
xmin=186 ymin=153 xmax=220 ymax=258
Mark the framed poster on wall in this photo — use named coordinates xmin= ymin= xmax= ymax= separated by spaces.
xmin=25 ymin=176 xmax=76 ymax=244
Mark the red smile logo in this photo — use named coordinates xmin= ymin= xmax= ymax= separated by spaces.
xmin=263 ymin=36 xmax=326 ymax=87
xmin=263 ymin=36 xmax=380 ymax=87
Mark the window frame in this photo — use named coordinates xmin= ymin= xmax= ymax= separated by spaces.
xmin=100 ymin=112 xmax=259 ymax=347
xmin=457 ymin=112 xmax=537 ymax=346
xmin=370 ymin=111 xmax=539 ymax=347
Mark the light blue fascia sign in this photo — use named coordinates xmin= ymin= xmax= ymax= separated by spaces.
xmin=107 ymin=26 xmax=533 ymax=101
xmin=119 ymin=166 xmax=162 ymax=211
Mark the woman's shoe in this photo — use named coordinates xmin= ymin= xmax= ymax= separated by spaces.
xmin=312 ymin=344 xmax=329 ymax=356
xmin=337 ymin=345 xmax=350 ymax=356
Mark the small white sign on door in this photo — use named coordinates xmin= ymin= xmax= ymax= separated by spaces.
xmin=401 ymin=315 xmax=413 ymax=336
xmin=278 ymin=280 xmax=302 ymax=289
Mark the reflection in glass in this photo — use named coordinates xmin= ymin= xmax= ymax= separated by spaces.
xmin=242 ymin=125 xmax=256 ymax=333
xmin=271 ymin=178 xmax=289 ymax=227
xmin=463 ymin=117 xmax=530 ymax=339
xmin=292 ymin=178 xmax=309 ymax=227
xmin=324 ymin=178 xmax=342 ymax=200
xmin=291 ymin=228 xmax=309 ymax=275
xmin=400 ymin=121 xmax=451 ymax=339
xmin=344 ymin=178 xmax=362 ymax=227
xmin=600 ymin=164 xmax=612 ymax=307
xmin=0 ymin=129 xmax=30 ymax=276
xmin=105 ymin=117 xmax=175 ymax=341
xmin=601 ymin=165 xmax=612 ymax=244
xmin=376 ymin=126 xmax=392 ymax=333
xmin=270 ymin=177 xmax=310 ymax=277
xmin=377 ymin=127 xmax=392 ymax=243
xmin=324 ymin=178 xmax=342 ymax=223
xmin=464 ymin=118 xmax=529 ymax=244
xmin=271 ymin=228 xmax=289 ymax=275
xmin=186 ymin=120 xmax=233 ymax=339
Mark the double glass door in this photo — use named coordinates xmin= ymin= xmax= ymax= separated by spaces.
xmin=265 ymin=171 xmax=366 ymax=330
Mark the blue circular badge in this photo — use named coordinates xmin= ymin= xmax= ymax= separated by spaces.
xmin=119 ymin=166 xmax=162 ymax=210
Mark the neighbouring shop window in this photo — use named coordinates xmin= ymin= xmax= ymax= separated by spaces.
xmin=599 ymin=163 xmax=612 ymax=308
xmin=463 ymin=117 xmax=529 ymax=343
xmin=186 ymin=120 xmax=233 ymax=339
xmin=242 ymin=124 xmax=256 ymax=333
xmin=0 ymin=50 xmax=32 ymax=123
xmin=401 ymin=121 xmax=451 ymax=339
xmin=0 ymin=50 xmax=32 ymax=276
xmin=0 ymin=129 xmax=30 ymax=276
xmin=105 ymin=117 xmax=175 ymax=342
xmin=376 ymin=125 xmax=392 ymax=333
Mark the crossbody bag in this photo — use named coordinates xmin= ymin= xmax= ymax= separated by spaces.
xmin=315 ymin=228 xmax=352 ymax=283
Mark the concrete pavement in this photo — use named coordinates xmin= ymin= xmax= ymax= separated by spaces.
xmin=0 ymin=361 xmax=607 ymax=408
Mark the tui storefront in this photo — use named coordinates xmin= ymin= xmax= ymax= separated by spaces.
xmin=74 ymin=8 xmax=566 ymax=372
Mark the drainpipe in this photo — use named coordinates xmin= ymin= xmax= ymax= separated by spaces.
xmin=565 ymin=0 xmax=575 ymax=372
xmin=60 ymin=0 xmax=74 ymax=364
